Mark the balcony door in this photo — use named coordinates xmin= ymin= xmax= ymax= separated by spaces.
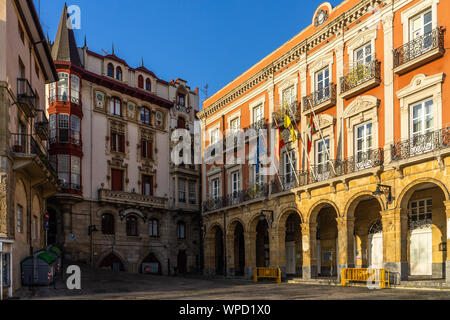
xmin=315 ymin=67 xmax=330 ymax=102
xmin=282 ymin=86 xmax=296 ymax=117
xmin=410 ymin=10 xmax=433 ymax=51
xmin=315 ymin=138 xmax=330 ymax=182
xmin=410 ymin=98 xmax=434 ymax=156
xmin=354 ymin=122 xmax=373 ymax=170
xmin=111 ymin=169 xmax=123 ymax=191
xmin=231 ymin=171 xmax=240 ymax=204
xmin=283 ymin=150 xmax=296 ymax=189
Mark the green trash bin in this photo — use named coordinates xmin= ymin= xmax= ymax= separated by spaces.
xmin=21 ymin=251 xmax=56 ymax=286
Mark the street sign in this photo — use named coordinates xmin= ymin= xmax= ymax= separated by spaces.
xmin=45 ymin=221 xmax=49 ymax=231
xmin=44 ymin=211 xmax=50 ymax=221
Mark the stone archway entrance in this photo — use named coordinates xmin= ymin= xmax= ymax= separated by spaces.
xmin=285 ymin=213 xmax=302 ymax=276
xmin=212 ymin=226 xmax=224 ymax=275
xmin=315 ymin=205 xmax=338 ymax=277
xmin=233 ymin=222 xmax=245 ymax=276
xmin=141 ymin=252 xmax=161 ymax=274
xmin=99 ymin=253 xmax=125 ymax=272
xmin=256 ymin=220 xmax=269 ymax=267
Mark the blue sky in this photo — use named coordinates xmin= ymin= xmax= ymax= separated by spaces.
xmin=36 ymin=0 xmax=341 ymax=104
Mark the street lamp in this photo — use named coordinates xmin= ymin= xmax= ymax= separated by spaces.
xmin=259 ymin=210 xmax=274 ymax=227
xmin=88 ymin=225 xmax=98 ymax=235
xmin=372 ymin=184 xmax=392 ymax=207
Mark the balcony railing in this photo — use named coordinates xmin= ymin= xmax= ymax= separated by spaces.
xmin=272 ymin=100 xmax=300 ymax=125
xmin=35 ymin=110 xmax=49 ymax=140
xmin=175 ymin=103 xmax=190 ymax=114
xmin=98 ymin=188 xmax=168 ymax=208
xmin=10 ymin=133 xmax=48 ymax=158
xmin=247 ymin=119 xmax=267 ymax=131
xmin=393 ymin=27 xmax=445 ymax=73
xmin=203 ymin=183 xmax=269 ymax=212
xmin=340 ymin=60 xmax=381 ymax=99
xmin=271 ymin=148 xmax=384 ymax=194
xmin=303 ymin=83 xmax=337 ymax=113
xmin=17 ymin=78 xmax=36 ymax=116
xmin=61 ymin=182 xmax=81 ymax=191
xmin=391 ymin=128 xmax=450 ymax=161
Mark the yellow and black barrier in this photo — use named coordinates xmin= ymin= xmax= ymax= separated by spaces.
xmin=253 ymin=267 xmax=282 ymax=284
xmin=341 ymin=268 xmax=390 ymax=288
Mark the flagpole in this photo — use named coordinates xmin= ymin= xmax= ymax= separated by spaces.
xmin=282 ymin=100 xmax=317 ymax=181
xmin=272 ymin=115 xmax=287 ymax=191
xmin=304 ymin=95 xmax=336 ymax=176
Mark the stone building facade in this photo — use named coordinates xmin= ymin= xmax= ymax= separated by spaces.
xmin=199 ymin=0 xmax=450 ymax=284
xmin=0 ymin=0 xmax=59 ymax=297
xmin=46 ymin=5 xmax=201 ymax=275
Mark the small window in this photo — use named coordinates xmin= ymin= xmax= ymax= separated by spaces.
xmin=110 ymin=131 xmax=125 ymax=153
xmin=178 ymin=94 xmax=186 ymax=107
xmin=107 ymin=63 xmax=114 ymax=78
xmin=212 ymin=178 xmax=220 ymax=199
xmin=149 ymin=219 xmax=158 ymax=237
xmin=138 ymin=75 xmax=144 ymax=89
xmin=231 ymin=171 xmax=240 ymax=195
xmin=145 ymin=78 xmax=151 ymax=91
xmin=188 ymin=181 xmax=196 ymax=204
xmin=142 ymin=174 xmax=153 ymax=196
xmin=17 ymin=204 xmax=23 ymax=233
xmin=110 ymin=97 xmax=122 ymax=116
xmin=102 ymin=214 xmax=115 ymax=235
xmin=177 ymin=221 xmax=186 ymax=239
xmin=116 ymin=67 xmax=122 ymax=81
xmin=141 ymin=139 xmax=152 ymax=159
xmin=126 ymin=215 xmax=138 ymax=236
xmin=140 ymin=107 xmax=151 ymax=125
xmin=58 ymin=114 xmax=70 ymax=143
xmin=178 ymin=179 xmax=186 ymax=202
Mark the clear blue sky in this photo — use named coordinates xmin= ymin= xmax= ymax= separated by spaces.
xmin=35 ymin=0 xmax=341 ymax=105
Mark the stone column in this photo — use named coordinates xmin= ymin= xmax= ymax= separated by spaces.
xmin=244 ymin=231 xmax=256 ymax=277
xmin=444 ymin=201 xmax=450 ymax=283
xmin=301 ymin=222 xmax=317 ymax=279
xmin=299 ymin=56 xmax=307 ymax=170
xmin=203 ymin=233 xmax=215 ymax=275
xmin=269 ymin=228 xmax=285 ymax=274
xmin=336 ymin=217 xmax=355 ymax=280
xmin=382 ymin=12 xmax=395 ymax=163
xmin=381 ymin=208 xmax=408 ymax=283
xmin=225 ymin=233 xmax=234 ymax=276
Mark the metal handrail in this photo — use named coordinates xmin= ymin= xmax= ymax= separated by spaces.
xmin=303 ymin=83 xmax=337 ymax=111
xmin=393 ymin=27 xmax=445 ymax=68
xmin=340 ymin=60 xmax=381 ymax=94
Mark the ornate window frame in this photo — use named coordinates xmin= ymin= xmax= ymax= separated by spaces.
xmin=309 ymin=51 xmax=334 ymax=92
xmin=311 ymin=114 xmax=335 ymax=164
xmin=396 ymin=73 xmax=444 ymax=141
xmin=346 ymin=28 xmax=378 ymax=67
xmin=401 ymin=0 xmax=439 ymax=44
xmin=343 ymin=95 xmax=380 ymax=158
xmin=277 ymin=73 xmax=298 ymax=105
xmin=249 ymin=95 xmax=266 ymax=125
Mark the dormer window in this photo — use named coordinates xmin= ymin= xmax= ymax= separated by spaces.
xmin=178 ymin=94 xmax=185 ymax=107
xmin=145 ymin=78 xmax=151 ymax=91
xmin=107 ymin=63 xmax=114 ymax=78
xmin=138 ymin=75 xmax=144 ymax=89
xmin=116 ymin=66 xmax=122 ymax=81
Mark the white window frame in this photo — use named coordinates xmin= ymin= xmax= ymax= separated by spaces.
xmin=354 ymin=121 xmax=373 ymax=157
xmin=231 ymin=171 xmax=240 ymax=195
xmin=212 ymin=178 xmax=220 ymax=199
xmin=410 ymin=97 xmax=434 ymax=138
xmin=70 ymin=74 xmax=80 ymax=104
xmin=401 ymin=0 xmax=439 ymax=46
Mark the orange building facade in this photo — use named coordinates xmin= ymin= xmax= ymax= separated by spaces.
xmin=199 ymin=0 xmax=450 ymax=283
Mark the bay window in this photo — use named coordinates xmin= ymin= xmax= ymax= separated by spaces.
xmin=57 ymin=72 xmax=69 ymax=102
xmin=188 ymin=181 xmax=196 ymax=204
xmin=50 ymin=114 xmax=81 ymax=145
xmin=55 ymin=154 xmax=81 ymax=190
xmin=58 ymin=114 xmax=69 ymax=143
xmin=70 ymin=74 xmax=80 ymax=104
xmin=71 ymin=115 xmax=80 ymax=144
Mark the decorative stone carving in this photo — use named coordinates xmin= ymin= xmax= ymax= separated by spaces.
xmin=343 ymin=95 xmax=380 ymax=119
xmin=313 ymin=113 xmax=335 ymax=130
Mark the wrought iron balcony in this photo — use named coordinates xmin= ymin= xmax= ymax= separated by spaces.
xmin=35 ymin=110 xmax=49 ymax=140
xmin=10 ymin=133 xmax=47 ymax=158
xmin=271 ymin=148 xmax=384 ymax=194
xmin=303 ymin=83 xmax=337 ymax=113
xmin=272 ymin=100 xmax=300 ymax=126
xmin=340 ymin=60 xmax=381 ymax=99
xmin=247 ymin=119 xmax=267 ymax=131
xmin=391 ymin=128 xmax=450 ymax=161
xmin=203 ymin=183 xmax=269 ymax=212
xmin=17 ymin=78 xmax=36 ymax=117
xmin=393 ymin=27 xmax=445 ymax=75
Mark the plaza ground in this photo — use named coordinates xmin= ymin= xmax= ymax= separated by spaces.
xmin=14 ymin=262 xmax=450 ymax=300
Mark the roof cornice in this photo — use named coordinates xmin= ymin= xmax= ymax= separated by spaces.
xmin=198 ymin=0 xmax=383 ymax=120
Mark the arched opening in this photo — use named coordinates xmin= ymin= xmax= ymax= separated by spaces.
xmin=138 ymin=75 xmax=144 ymax=88
xmin=145 ymin=78 xmax=151 ymax=91
xmin=99 ymin=253 xmax=124 ymax=272
xmin=107 ymin=63 xmax=114 ymax=78
xmin=233 ymin=222 xmax=245 ymax=276
xmin=141 ymin=252 xmax=161 ymax=274
xmin=177 ymin=250 xmax=187 ymax=274
xmin=315 ymin=205 xmax=338 ymax=277
xmin=401 ymin=182 xmax=447 ymax=280
xmin=285 ymin=213 xmax=302 ymax=276
xmin=116 ymin=66 xmax=122 ymax=81
xmin=211 ymin=226 xmax=224 ymax=275
xmin=351 ymin=196 xmax=383 ymax=268
xmin=256 ymin=219 xmax=269 ymax=267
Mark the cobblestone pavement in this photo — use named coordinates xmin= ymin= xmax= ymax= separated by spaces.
xmin=16 ymin=263 xmax=450 ymax=300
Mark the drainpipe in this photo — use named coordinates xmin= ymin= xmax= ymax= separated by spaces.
xmin=221 ymin=115 xmax=227 ymax=277
xmin=89 ymin=82 xmax=94 ymax=266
